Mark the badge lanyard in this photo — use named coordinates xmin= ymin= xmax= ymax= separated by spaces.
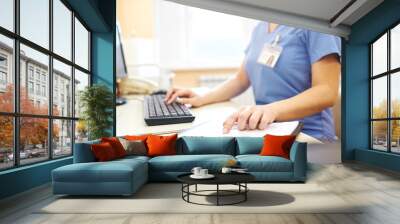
xmin=257 ymin=34 xmax=283 ymax=68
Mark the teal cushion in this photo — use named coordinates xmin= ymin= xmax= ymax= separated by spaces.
xmin=117 ymin=155 xmax=150 ymax=163
xmin=53 ymin=159 xmax=147 ymax=183
xmin=177 ymin=136 xmax=236 ymax=155
xmin=73 ymin=139 xmax=100 ymax=163
xmin=236 ymin=155 xmax=293 ymax=172
xmin=149 ymin=154 xmax=235 ymax=172
xmin=236 ymin=137 xmax=264 ymax=155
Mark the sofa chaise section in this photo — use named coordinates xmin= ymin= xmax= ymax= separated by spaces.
xmin=52 ymin=158 xmax=148 ymax=196
xmin=52 ymin=143 xmax=149 ymax=196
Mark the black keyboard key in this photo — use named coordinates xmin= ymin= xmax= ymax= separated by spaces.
xmin=160 ymin=104 xmax=170 ymax=116
xmin=181 ymin=107 xmax=191 ymax=115
xmin=143 ymin=94 xmax=195 ymax=126
xmin=172 ymin=103 xmax=184 ymax=115
xmin=166 ymin=104 xmax=177 ymax=116
xmin=157 ymin=96 xmax=171 ymax=116
xmin=154 ymin=101 xmax=162 ymax=116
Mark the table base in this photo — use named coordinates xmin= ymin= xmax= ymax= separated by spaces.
xmin=181 ymin=183 xmax=249 ymax=206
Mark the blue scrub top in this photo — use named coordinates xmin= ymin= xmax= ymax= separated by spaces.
xmin=245 ymin=22 xmax=341 ymax=141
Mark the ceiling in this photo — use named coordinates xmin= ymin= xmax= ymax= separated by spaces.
xmin=166 ymin=0 xmax=384 ymax=38
xmin=227 ymin=0 xmax=352 ymax=23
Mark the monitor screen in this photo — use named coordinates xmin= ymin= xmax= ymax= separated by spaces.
xmin=116 ymin=23 xmax=127 ymax=78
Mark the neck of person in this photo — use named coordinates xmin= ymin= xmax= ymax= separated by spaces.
xmin=268 ymin=23 xmax=279 ymax=33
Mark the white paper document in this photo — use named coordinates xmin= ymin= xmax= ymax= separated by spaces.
xmin=179 ymin=119 xmax=301 ymax=137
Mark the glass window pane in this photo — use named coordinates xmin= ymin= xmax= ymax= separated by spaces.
xmin=20 ymin=117 xmax=49 ymax=165
xmin=391 ymin=120 xmax=400 ymax=153
xmin=75 ymin=18 xmax=89 ymax=70
xmin=75 ymin=120 xmax=88 ymax=143
xmin=74 ymin=69 xmax=89 ymax=118
xmin=53 ymin=0 xmax=72 ymax=60
xmin=391 ymin=72 xmax=400 ymax=118
xmin=53 ymin=59 xmax=72 ymax=117
xmin=53 ymin=119 xmax=72 ymax=157
xmin=20 ymin=44 xmax=49 ymax=115
xmin=20 ymin=0 xmax=49 ymax=49
xmin=372 ymin=77 xmax=387 ymax=119
xmin=0 ymin=34 xmax=14 ymax=112
xmin=372 ymin=33 xmax=387 ymax=76
xmin=0 ymin=0 xmax=14 ymax=31
xmin=372 ymin=121 xmax=388 ymax=151
xmin=391 ymin=24 xmax=400 ymax=70
xmin=0 ymin=116 xmax=14 ymax=170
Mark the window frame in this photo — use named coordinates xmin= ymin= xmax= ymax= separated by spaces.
xmin=370 ymin=21 xmax=400 ymax=154
xmin=0 ymin=53 xmax=8 ymax=89
xmin=0 ymin=0 xmax=92 ymax=171
xmin=0 ymin=71 xmax=7 ymax=85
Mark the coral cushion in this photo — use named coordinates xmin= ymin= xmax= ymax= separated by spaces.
xmin=124 ymin=135 xmax=150 ymax=141
xmin=260 ymin=134 xmax=296 ymax=159
xmin=91 ymin=142 xmax=118 ymax=162
xmin=101 ymin=137 xmax=126 ymax=158
xmin=146 ymin=134 xmax=178 ymax=157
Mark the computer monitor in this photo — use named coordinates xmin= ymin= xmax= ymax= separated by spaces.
xmin=116 ymin=23 xmax=127 ymax=79
xmin=116 ymin=23 xmax=127 ymax=105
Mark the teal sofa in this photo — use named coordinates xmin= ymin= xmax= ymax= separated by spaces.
xmin=52 ymin=136 xmax=307 ymax=196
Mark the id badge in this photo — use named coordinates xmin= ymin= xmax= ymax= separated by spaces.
xmin=257 ymin=43 xmax=282 ymax=68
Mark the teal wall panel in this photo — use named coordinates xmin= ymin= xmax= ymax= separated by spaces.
xmin=349 ymin=0 xmax=400 ymax=45
xmin=91 ymin=32 xmax=116 ymax=136
xmin=66 ymin=0 xmax=110 ymax=32
xmin=342 ymin=44 xmax=369 ymax=160
xmin=0 ymin=158 xmax=72 ymax=199
xmin=91 ymin=0 xmax=116 ymax=135
xmin=92 ymin=33 xmax=114 ymax=87
xmin=355 ymin=149 xmax=400 ymax=172
xmin=343 ymin=0 xmax=400 ymax=171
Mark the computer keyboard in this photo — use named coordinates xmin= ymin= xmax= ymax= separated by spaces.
xmin=143 ymin=94 xmax=195 ymax=126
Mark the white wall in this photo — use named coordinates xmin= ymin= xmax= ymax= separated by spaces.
xmin=156 ymin=0 xmax=258 ymax=69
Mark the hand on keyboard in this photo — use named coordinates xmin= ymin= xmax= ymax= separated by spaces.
xmin=164 ymin=88 xmax=204 ymax=107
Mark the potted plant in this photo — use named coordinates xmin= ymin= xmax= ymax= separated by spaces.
xmin=79 ymin=84 xmax=114 ymax=140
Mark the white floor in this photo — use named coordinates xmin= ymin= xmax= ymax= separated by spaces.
xmin=2 ymin=163 xmax=400 ymax=224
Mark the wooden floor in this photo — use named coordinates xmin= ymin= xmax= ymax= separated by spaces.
xmin=1 ymin=162 xmax=400 ymax=224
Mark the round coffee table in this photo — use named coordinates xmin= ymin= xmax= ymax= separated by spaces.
xmin=177 ymin=173 xmax=255 ymax=206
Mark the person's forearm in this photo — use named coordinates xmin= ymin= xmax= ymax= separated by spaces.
xmin=269 ymin=84 xmax=338 ymax=121
xmin=200 ymin=76 xmax=249 ymax=105
xmin=199 ymin=63 xmax=250 ymax=105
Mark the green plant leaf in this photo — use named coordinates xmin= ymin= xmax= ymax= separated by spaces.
xmin=79 ymin=84 xmax=114 ymax=140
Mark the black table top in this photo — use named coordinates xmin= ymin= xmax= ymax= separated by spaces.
xmin=177 ymin=172 xmax=255 ymax=185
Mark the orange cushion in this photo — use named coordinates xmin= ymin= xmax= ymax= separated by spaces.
xmin=146 ymin=134 xmax=178 ymax=157
xmin=91 ymin=142 xmax=118 ymax=162
xmin=101 ymin=137 xmax=126 ymax=158
xmin=124 ymin=135 xmax=150 ymax=141
xmin=259 ymin=134 xmax=296 ymax=159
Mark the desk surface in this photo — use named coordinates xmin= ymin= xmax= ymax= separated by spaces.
xmin=116 ymin=95 xmax=322 ymax=144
